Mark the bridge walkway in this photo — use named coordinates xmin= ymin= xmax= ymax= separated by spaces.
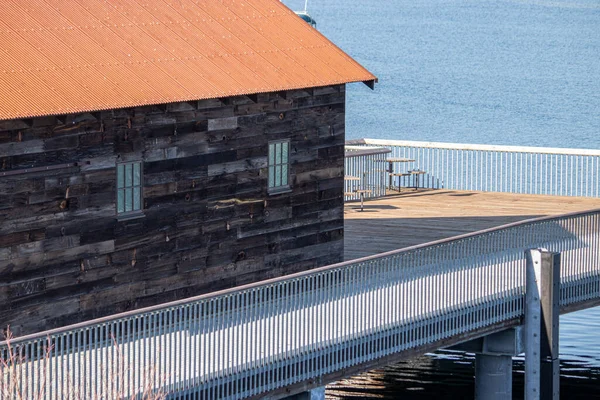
xmin=2 ymin=191 xmax=600 ymax=399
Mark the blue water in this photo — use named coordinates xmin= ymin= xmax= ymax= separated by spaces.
xmin=285 ymin=0 xmax=600 ymax=149
xmin=283 ymin=0 xmax=600 ymax=397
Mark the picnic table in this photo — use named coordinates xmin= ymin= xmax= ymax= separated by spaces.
xmin=377 ymin=158 xmax=415 ymax=191
xmin=344 ymin=175 xmax=371 ymax=211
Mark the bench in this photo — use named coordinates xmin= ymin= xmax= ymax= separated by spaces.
xmin=390 ymin=172 xmax=411 ymax=192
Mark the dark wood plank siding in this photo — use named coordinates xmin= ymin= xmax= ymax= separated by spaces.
xmin=0 ymin=85 xmax=346 ymax=336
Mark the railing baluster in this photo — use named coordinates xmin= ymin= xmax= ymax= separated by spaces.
xmin=348 ymin=139 xmax=600 ymax=198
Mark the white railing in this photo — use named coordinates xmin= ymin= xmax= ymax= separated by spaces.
xmin=349 ymin=139 xmax=600 ymax=197
xmin=344 ymin=146 xmax=391 ymax=200
xmin=2 ymin=210 xmax=600 ymax=399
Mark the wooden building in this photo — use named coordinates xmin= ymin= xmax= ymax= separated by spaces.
xmin=0 ymin=0 xmax=376 ymax=337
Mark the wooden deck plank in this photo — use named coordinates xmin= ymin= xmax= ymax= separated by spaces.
xmin=344 ymin=190 xmax=600 ymax=260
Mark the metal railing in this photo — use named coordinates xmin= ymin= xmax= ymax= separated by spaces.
xmin=348 ymin=139 xmax=600 ymax=197
xmin=344 ymin=146 xmax=390 ymax=200
xmin=2 ymin=210 xmax=600 ymax=399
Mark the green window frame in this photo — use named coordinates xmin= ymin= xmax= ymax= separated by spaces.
xmin=116 ymin=161 xmax=143 ymax=215
xmin=268 ymin=140 xmax=290 ymax=193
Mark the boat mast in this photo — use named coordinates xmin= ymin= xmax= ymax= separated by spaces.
xmin=282 ymin=0 xmax=317 ymax=28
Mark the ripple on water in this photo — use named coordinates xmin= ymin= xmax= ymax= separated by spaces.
xmin=327 ymin=309 xmax=600 ymax=399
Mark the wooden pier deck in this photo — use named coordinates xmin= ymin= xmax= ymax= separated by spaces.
xmin=344 ymin=190 xmax=600 ymax=260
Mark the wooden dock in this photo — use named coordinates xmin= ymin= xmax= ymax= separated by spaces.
xmin=344 ymin=189 xmax=600 ymax=260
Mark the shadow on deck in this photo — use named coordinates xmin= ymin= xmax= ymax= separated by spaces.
xmin=344 ymin=189 xmax=600 ymax=260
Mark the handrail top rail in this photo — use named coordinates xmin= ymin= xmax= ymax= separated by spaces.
xmin=345 ymin=145 xmax=389 ymax=151
xmin=5 ymin=207 xmax=600 ymax=346
xmin=353 ymin=138 xmax=600 ymax=157
xmin=344 ymin=146 xmax=391 ymax=158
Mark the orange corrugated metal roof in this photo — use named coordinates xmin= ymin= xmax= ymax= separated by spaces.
xmin=0 ymin=0 xmax=376 ymax=121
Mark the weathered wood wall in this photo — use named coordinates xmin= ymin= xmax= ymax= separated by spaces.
xmin=0 ymin=85 xmax=346 ymax=337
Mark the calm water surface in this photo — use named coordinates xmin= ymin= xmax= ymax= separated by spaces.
xmin=283 ymin=0 xmax=600 ymax=397
xmin=286 ymin=0 xmax=600 ymax=148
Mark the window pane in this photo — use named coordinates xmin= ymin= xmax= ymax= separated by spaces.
xmin=117 ymin=162 xmax=143 ymax=215
xmin=281 ymin=164 xmax=288 ymax=186
xmin=117 ymin=189 xmax=125 ymax=213
xmin=268 ymin=141 xmax=290 ymax=191
xmin=275 ymin=165 xmax=281 ymax=187
xmin=269 ymin=143 xmax=275 ymax=166
xmin=133 ymin=187 xmax=141 ymax=211
xmin=268 ymin=166 xmax=275 ymax=188
xmin=275 ymin=143 xmax=281 ymax=165
xmin=125 ymin=188 xmax=133 ymax=212
xmin=282 ymin=143 xmax=288 ymax=164
xmin=125 ymin=164 xmax=133 ymax=187
xmin=133 ymin=163 xmax=141 ymax=186
xmin=117 ymin=165 xmax=124 ymax=189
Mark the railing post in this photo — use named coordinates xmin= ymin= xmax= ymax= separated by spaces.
xmin=525 ymin=249 xmax=560 ymax=400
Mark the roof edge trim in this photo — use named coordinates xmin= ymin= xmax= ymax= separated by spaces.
xmin=363 ymin=79 xmax=377 ymax=90
xmin=0 ymin=81 xmax=370 ymax=122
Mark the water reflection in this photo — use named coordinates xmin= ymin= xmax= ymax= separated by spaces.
xmin=328 ymin=308 xmax=600 ymax=399
xmin=327 ymin=352 xmax=600 ymax=399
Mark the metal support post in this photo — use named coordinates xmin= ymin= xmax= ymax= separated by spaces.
xmin=540 ymin=250 xmax=560 ymax=400
xmin=525 ymin=249 xmax=560 ymax=400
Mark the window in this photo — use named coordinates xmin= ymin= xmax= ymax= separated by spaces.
xmin=268 ymin=140 xmax=290 ymax=193
xmin=116 ymin=161 xmax=143 ymax=215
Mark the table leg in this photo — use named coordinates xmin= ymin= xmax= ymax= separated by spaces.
xmin=360 ymin=192 xmax=365 ymax=211
xmin=413 ymin=173 xmax=421 ymax=190
xmin=388 ymin=161 xmax=393 ymax=191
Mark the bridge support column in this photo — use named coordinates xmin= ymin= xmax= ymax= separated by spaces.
xmin=475 ymin=353 xmax=513 ymax=399
xmin=450 ymin=328 xmax=523 ymax=400
xmin=284 ymin=387 xmax=325 ymax=400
